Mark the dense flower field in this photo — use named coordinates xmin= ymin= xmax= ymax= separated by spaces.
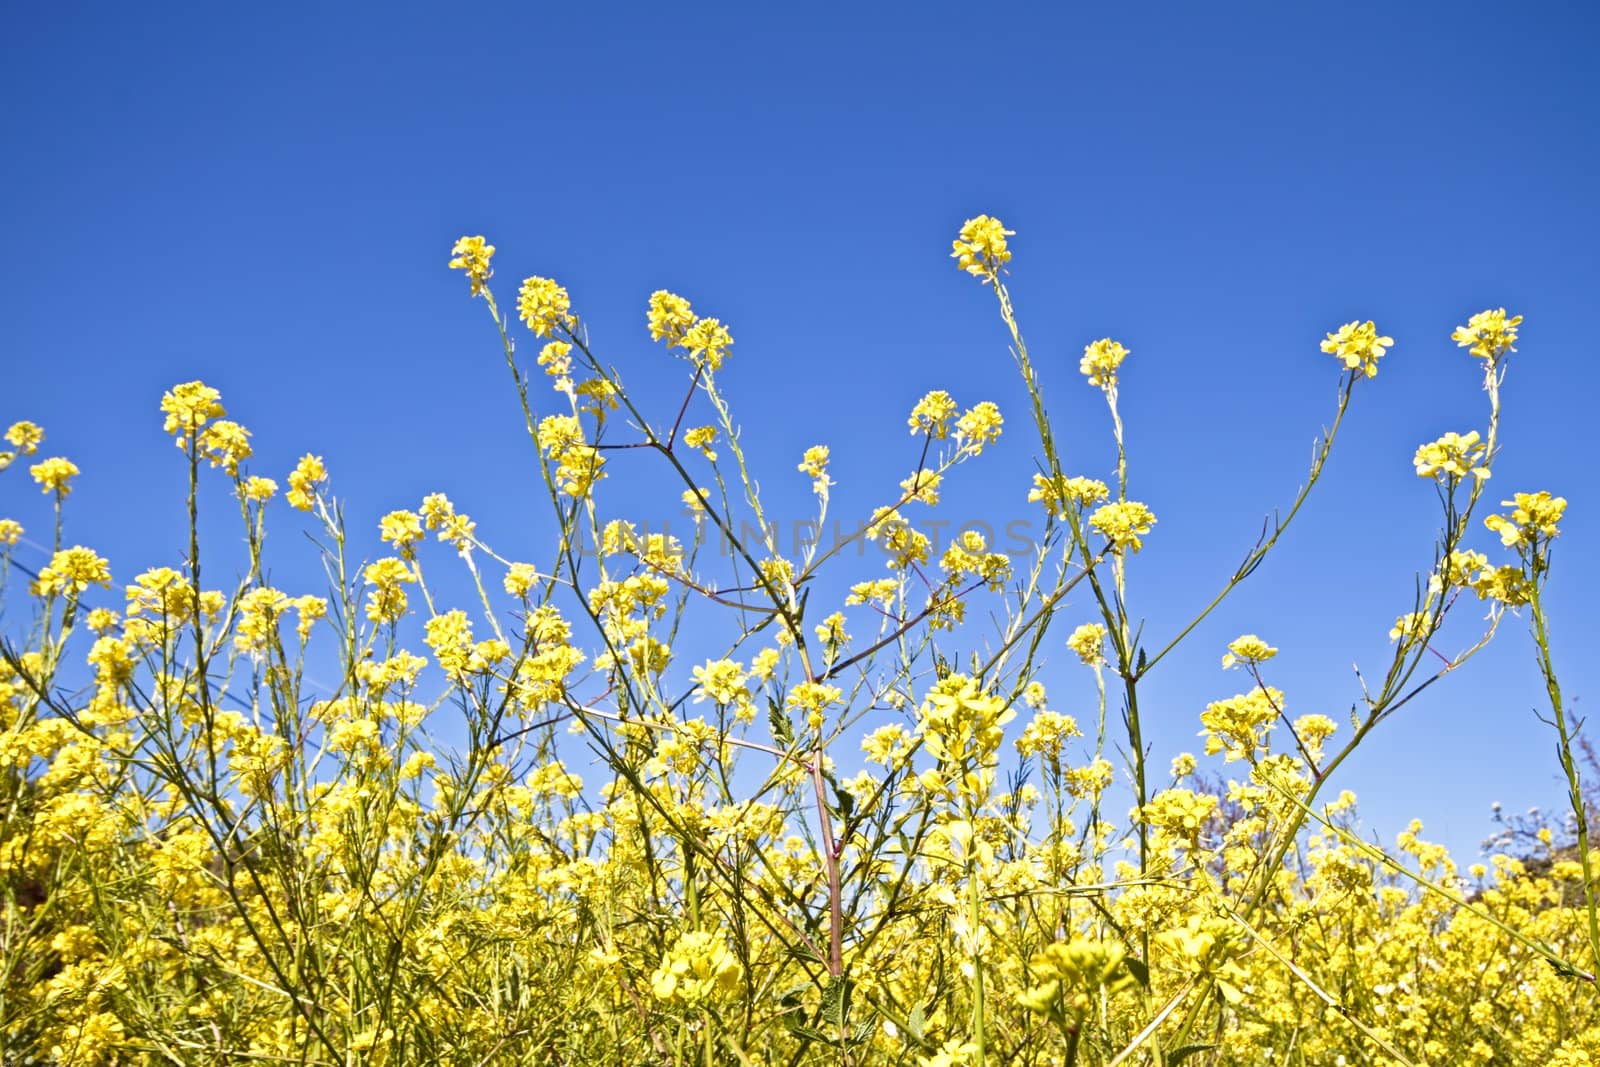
xmin=1 ymin=218 xmax=1593 ymax=1065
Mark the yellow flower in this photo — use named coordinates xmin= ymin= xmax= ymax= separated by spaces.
xmin=1221 ymin=634 xmax=1277 ymax=669
xmin=1089 ymin=500 xmax=1157 ymax=552
xmin=693 ymin=659 xmax=749 ymax=706
xmin=503 ymin=562 xmax=540 ymax=598
xmin=197 ymin=420 xmax=252 ymax=475
xmin=1483 ymin=490 xmax=1566 ymax=550
xmin=29 ymin=456 xmax=79 ymax=496
xmin=286 ymin=454 xmax=326 ymax=511
xmin=649 ymin=931 xmax=743 ymax=1006
xmin=647 ymin=290 xmax=696 ymax=345
xmin=681 ymin=316 xmax=733 ymax=370
xmin=1389 ymin=610 xmax=1433 ymax=644
xmin=1320 ymin=320 xmax=1393 ymax=378
xmin=537 ymin=340 xmax=573 ymax=383
xmin=363 ymin=557 xmax=416 ymax=624
xmin=1080 ymin=338 xmax=1130 ymax=389
xmin=908 ymin=390 xmax=959 ymax=438
xmin=1066 ymin=622 xmax=1108 ymax=666
xmin=33 ymin=546 xmax=112 ymax=597
xmin=448 ymin=235 xmax=495 ymax=296
xmin=955 ymin=401 xmax=1003 ymax=453
xmin=1414 ymin=430 xmax=1489 ymax=482
xmin=5 ymin=420 xmax=43 ymax=454
xmin=684 ymin=425 xmax=718 ymax=460
xmin=951 ymin=214 xmax=1015 ymax=281
xmin=160 ymin=381 xmax=226 ymax=441
xmin=1452 ymin=307 xmax=1521 ymax=360
xmin=0 ymin=518 xmax=23 ymax=546
xmin=518 ymin=275 xmax=575 ymax=337
xmin=1029 ymin=474 xmax=1108 ymax=518
xmin=239 ymin=476 xmax=277 ymax=503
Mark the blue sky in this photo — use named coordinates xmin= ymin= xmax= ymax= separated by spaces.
xmin=3 ymin=3 xmax=1597 ymax=862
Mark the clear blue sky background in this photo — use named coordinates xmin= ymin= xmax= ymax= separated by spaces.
xmin=3 ymin=3 xmax=1597 ymax=863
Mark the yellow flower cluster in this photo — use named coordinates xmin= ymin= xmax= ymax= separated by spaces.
xmin=1320 ymin=319 xmax=1394 ymax=378
xmin=950 ymin=214 xmax=1014 ymax=281
xmin=1452 ymin=306 xmax=1522 ymax=360
xmin=1080 ymin=338 xmax=1129 ymax=389
xmin=1414 ymin=429 xmax=1489 ymax=482
xmin=1088 ymin=499 xmax=1157 ymax=552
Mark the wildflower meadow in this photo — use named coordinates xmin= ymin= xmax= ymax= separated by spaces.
xmin=0 ymin=215 xmax=1593 ymax=1066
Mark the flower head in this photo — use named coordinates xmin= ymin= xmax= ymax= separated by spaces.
xmin=1414 ymin=430 xmax=1489 ymax=482
xmin=448 ymin=236 xmax=495 ymax=297
xmin=30 ymin=457 xmax=79 ymax=497
xmin=951 ymin=215 xmax=1014 ymax=281
xmin=1452 ymin=308 xmax=1521 ymax=361
xmin=1080 ymin=338 xmax=1130 ymax=389
xmin=160 ymin=381 xmax=226 ymax=443
xmin=1320 ymin=320 xmax=1393 ymax=378
xmin=647 ymin=290 xmax=696 ymax=345
xmin=518 ymin=276 xmax=575 ymax=338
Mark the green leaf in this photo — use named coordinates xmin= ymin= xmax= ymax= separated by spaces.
xmin=1123 ymin=955 xmax=1150 ymax=988
xmin=821 ymin=974 xmax=853 ymax=1027
xmin=1169 ymin=1043 xmax=1217 ymax=1065
xmin=769 ymin=697 xmax=794 ymax=746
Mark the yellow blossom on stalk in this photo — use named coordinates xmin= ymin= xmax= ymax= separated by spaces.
xmin=684 ymin=425 xmax=717 ymax=460
xmin=197 ymin=420 xmax=252 ymax=475
xmin=1222 ymin=634 xmax=1277 ymax=669
xmin=681 ymin=316 xmax=734 ymax=370
xmin=908 ymin=390 xmax=959 ymax=438
xmin=5 ymin=420 xmax=43 ymax=454
xmin=448 ymin=235 xmax=495 ymax=296
xmin=234 ymin=587 xmax=291 ymax=655
xmin=693 ymin=659 xmax=749 ymax=706
xmin=1019 ymin=940 xmax=1134 ymax=1026
xmin=1452 ymin=307 xmax=1522 ymax=360
xmin=439 ymin=511 xmax=476 ymax=554
xmin=918 ymin=674 xmax=1014 ymax=766
xmin=425 ymin=610 xmax=475 ymax=675
xmin=29 ymin=456 xmax=78 ymax=496
xmin=1080 ymin=338 xmax=1130 ymax=389
xmin=379 ymin=510 xmax=425 ymax=556
xmin=813 ymin=611 xmax=849 ymax=646
xmin=1414 ymin=430 xmax=1489 ymax=482
xmin=845 ymin=577 xmax=898 ymax=607
xmin=518 ymin=275 xmax=575 ymax=337
xmin=900 ymin=468 xmax=941 ymax=505
xmin=0 ymin=518 xmax=25 ymax=546
xmin=1320 ymin=319 xmax=1394 ymax=378
xmin=1389 ymin=610 xmax=1433 ymax=644
xmin=286 ymin=454 xmax=326 ymax=511
xmin=951 ymin=214 xmax=1014 ymax=280
xmin=419 ymin=492 xmax=455 ymax=530
xmin=650 ymin=931 xmax=743 ymax=1006
xmin=1067 ymin=622 xmax=1108 ymax=666
xmin=1200 ymin=686 xmax=1283 ymax=761
xmin=1483 ymin=491 xmax=1566 ymax=550
xmin=1029 ymin=473 xmax=1109 ymax=518
xmin=363 ymin=557 xmax=416 ymax=624
xmin=293 ymin=595 xmax=326 ymax=643
xmin=748 ymin=646 xmax=780 ymax=681
xmin=1015 ymin=710 xmax=1081 ymax=762
xmin=32 ymin=546 xmax=112 ymax=597
xmin=1089 ymin=500 xmax=1157 ymax=552
xmin=797 ymin=444 xmax=831 ymax=492
xmin=239 ymin=476 xmax=277 ymax=503
xmin=647 ymin=289 xmax=696 ymax=344
xmin=919 ymin=1040 xmax=980 ymax=1067
xmin=1471 ymin=563 xmax=1532 ymax=606
xmin=503 ymin=562 xmax=540 ymax=598
xmin=955 ymin=401 xmax=1003 ymax=453
xmin=1140 ymin=787 xmax=1219 ymax=843
xmin=787 ymin=681 xmax=843 ymax=732
xmin=160 ymin=380 xmax=226 ymax=443
xmin=537 ymin=340 xmax=573 ymax=386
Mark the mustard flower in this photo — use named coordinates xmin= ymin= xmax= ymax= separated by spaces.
xmin=1483 ymin=490 xmax=1566 ymax=550
xmin=649 ymin=931 xmax=743 ymax=1006
xmin=29 ymin=456 xmax=78 ymax=496
xmin=1221 ymin=634 xmax=1277 ymax=669
xmin=160 ymin=380 xmax=226 ymax=443
xmin=955 ymin=401 xmax=1003 ymax=453
xmin=33 ymin=546 xmax=112 ymax=597
xmin=1389 ymin=610 xmax=1433 ymax=644
xmin=908 ymin=390 xmax=959 ymax=438
xmin=693 ymin=659 xmax=749 ymax=706
xmin=5 ymin=420 xmax=43 ymax=454
xmin=503 ymin=562 xmax=540 ymax=599
xmin=286 ymin=454 xmax=326 ymax=511
xmin=1089 ymin=499 xmax=1157 ymax=552
xmin=647 ymin=290 xmax=696 ymax=345
xmin=1452 ymin=307 xmax=1522 ymax=361
xmin=363 ymin=557 xmax=416 ymax=624
xmin=518 ymin=275 xmax=575 ymax=337
xmin=1067 ymin=622 xmax=1108 ymax=666
xmin=1320 ymin=319 xmax=1394 ymax=378
xmin=684 ymin=425 xmax=717 ymax=460
xmin=379 ymin=510 xmax=425 ymax=555
xmin=1029 ymin=473 xmax=1109 ymax=518
xmin=1414 ymin=430 xmax=1489 ymax=482
xmin=1080 ymin=338 xmax=1130 ymax=389
xmin=681 ymin=316 xmax=733 ymax=370
xmin=951 ymin=214 xmax=1014 ymax=281
xmin=239 ymin=476 xmax=277 ymax=503
xmin=197 ymin=420 xmax=252 ymax=475
xmin=0 ymin=518 xmax=22 ymax=546
xmin=448 ymin=235 xmax=495 ymax=297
